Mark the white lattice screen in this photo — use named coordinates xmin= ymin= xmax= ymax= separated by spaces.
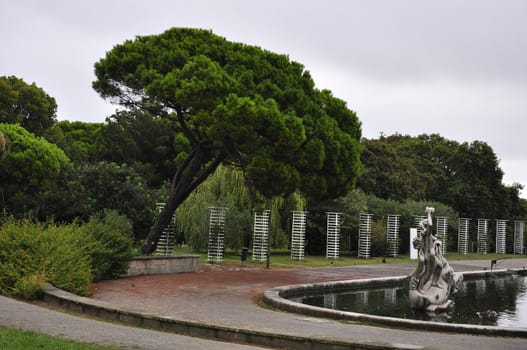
xmin=326 ymin=212 xmax=342 ymax=259
xmin=154 ymin=203 xmax=176 ymax=256
xmin=291 ymin=211 xmax=307 ymax=261
xmin=477 ymin=219 xmax=489 ymax=254
xmin=495 ymin=219 xmax=507 ymax=254
xmin=386 ymin=214 xmax=400 ymax=257
xmin=253 ymin=210 xmax=271 ymax=262
xmin=207 ymin=206 xmax=228 ymax=263
xmin=458 ymin=218 xmax=470 ymax=254
xmin=358 ymin=213 xmax=373 ymax=258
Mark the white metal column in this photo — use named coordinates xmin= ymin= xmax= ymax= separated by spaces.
xmin=495 ymin=219 xmax=507 ymax=254
xmin=154 ymin=202 xmax=175 ymax=256
xmin=291 ymin=211 xmax=307 ymax=261
xmin=458 ymin=218 xmax=470 ymax=254
xmin=414 ymin=214 xmax=449 ymax=254
xmin=326 ymin=212 xmax=342 ymax=259
xmin=477 ymin=219 xmax=489 ymax=254
xmin=358 ymin=213 xmax=373 ymax=258
xmin=207 ymin=206 xmax=228 ymax=263
xmin=514 ymin=221 xmax=525 ymax=254
xmin=413 ymin=215 xmax=426 ymax=236
xmin=435 ymin=216 xmax=448 ymax=255
xmin=412 ymin=215 xmax=426 ymax=253
xmin=253 ymin=210 xmax=271 ymax=262
xmin=386 ymin=214 xmax=400 ymax=257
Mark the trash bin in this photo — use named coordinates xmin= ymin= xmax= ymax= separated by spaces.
xmin=241 ymin=247 xmax=249 ymax=262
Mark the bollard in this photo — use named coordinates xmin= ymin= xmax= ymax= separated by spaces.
xmin=241 ymin=247 xmax=248 ymax=263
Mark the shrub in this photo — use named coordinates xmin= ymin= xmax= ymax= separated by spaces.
xmin=0 ymin=123 xmax=72 ymax=219
xmin=64 ymin=162 xmax=156 ymax=240
xmin=41 ymin=224 xmax=93 ymax=295
xmin=79 ymin=210 xmax=134 ymax=280
xmin=13 ymin=273 xmax=46 ymax=299
xmin=0 ymin=214 xmax=134 ymax=298
xmin=0 ymin=220 xmax=92 ymax=297
xmin=370 ymin=220 xmax=387 ymax=256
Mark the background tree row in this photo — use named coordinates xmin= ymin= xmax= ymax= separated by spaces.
xmin=2 ymin=67 xmax=527 ymax=256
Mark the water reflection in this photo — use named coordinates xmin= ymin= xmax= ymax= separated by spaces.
xmin=384 ymin=288 xmax=396 ymax=305
xmin=323 ymin=293 xmax=336 ymax=309
xmin=291 ymin=275 xmax=527 ymax=327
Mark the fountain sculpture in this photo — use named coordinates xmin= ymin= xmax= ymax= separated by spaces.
xmin=409 ymin=207 xmax=463 ymax=312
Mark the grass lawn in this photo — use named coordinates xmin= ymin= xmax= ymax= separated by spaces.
xmin=0 ymin=326 xmax=120 ymax=350
xmin=173 ymin=246 xmax=522 ymax=268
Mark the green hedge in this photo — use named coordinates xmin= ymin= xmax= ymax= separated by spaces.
xmin=0 ymin=220 xmax=92 ymax=296
xmin=81 ymin=210 xmax=134 ymax=280
xmin=0 ymin=212 xmax=134 ymax=298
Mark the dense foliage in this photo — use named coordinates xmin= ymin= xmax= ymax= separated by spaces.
xmin=0 ymin=76 xmax=57 ymax=136
xmin=305 ymin=189 xmax=458 ymax=256
xmin=357 ymin=134 xmax=527 ymax=220
xmin=44 ymin=120 xmax=104 ymax=163
xmin=79 ymin=211 xmax=135 ymax=280
xmin=2 ymin=75 xmax=526 ymax=258
xmin=175 ymin=165 xmax=306 ymax=251
xmin=0 ymin=123 xmax=71 ymax=218
xmin=1 ymin=27 xmax=526 ymax=262
xmin=62 ymin=162 xmax=156 ymax=239
xmin=0 ymin=212 xmax=134 ymax=298
xmin=0 ymin=220 xmax=92 ymax=297
xmin=98 ymin=110 xmax=180 ymax=186
xmin=93 ymin=27 xmax=362 ymax=253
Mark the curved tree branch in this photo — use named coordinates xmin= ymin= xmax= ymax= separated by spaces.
xmin=172 ymin=104 xmax=198 ymax=146
xmin=171 ymin=148 xmax=197 ymax=193
xmin=182 ymin=151 xmax=226 ymax=200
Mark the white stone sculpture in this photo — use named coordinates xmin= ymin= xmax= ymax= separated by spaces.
xmin=409 ymin=207 xmax=463 ymax=312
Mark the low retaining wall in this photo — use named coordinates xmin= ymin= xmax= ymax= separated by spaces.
xmin=42 ymin=284 xmax=388 ymax=350
xmin=127 ymin=255 xmax=199 ymax=276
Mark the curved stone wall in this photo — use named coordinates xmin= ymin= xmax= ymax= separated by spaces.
xmin=263 ymin=269 xmax=527 ymax=337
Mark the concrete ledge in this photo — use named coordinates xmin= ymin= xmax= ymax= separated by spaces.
xmin=263 ymin=269 xmax=527 ymax=338
xmin=127 ymin=255 xmax=199 ymax=276
xmin=41 ymin=284 xmax=416 ymax=350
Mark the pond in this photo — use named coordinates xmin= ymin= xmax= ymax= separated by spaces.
xmin=290 ymin=274 xmax=527 ymax=327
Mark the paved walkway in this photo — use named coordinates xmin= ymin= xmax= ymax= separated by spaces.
xmin=0 ymin=295 xmax=266 ymax=349
xmin=91 ymin=258 xmax=527 ymax=350
xmin=2 ymin=258 xmax=527 ymax=349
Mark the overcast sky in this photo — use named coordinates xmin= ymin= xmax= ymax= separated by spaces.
xmin=2 ymin=0 xmax=526 ymax=196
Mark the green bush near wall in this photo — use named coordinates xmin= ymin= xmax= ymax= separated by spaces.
xmin=0 ymin=220 xmax=92 ymax=297
xmin=0 ymin=211 xmax=134 ymax=298
xmin=81 ymin=210 xmax=134 ymax=280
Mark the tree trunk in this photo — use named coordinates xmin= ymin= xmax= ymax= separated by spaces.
xmin=140 ymin=187 xmax=185 ymax=255
xmin=140 ymin=146 xmax=225 ymax=255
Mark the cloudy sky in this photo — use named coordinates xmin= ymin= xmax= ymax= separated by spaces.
xmin=3 ymin=0 xmax=526 ymax=195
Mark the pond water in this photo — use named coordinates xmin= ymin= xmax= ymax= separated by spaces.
xmin=291 ymin=274 xmax=527 ymax=327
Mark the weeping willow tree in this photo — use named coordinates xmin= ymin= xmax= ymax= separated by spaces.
xmin=0 ymin=130 xmax=8 ymax=159
xmin=175 ymin=165 xmax=306 ymax=251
